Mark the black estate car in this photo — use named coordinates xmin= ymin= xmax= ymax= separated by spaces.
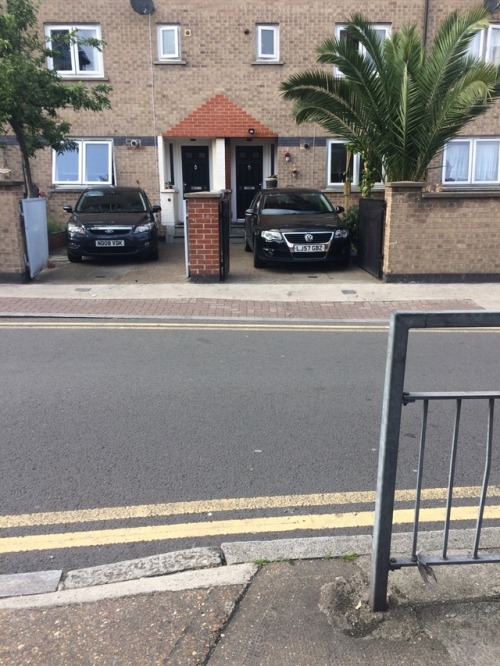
xmin=244 ymin=188 xmax=349 ymax=268
xmin=64 ymin=186 xmax=161 ymax=262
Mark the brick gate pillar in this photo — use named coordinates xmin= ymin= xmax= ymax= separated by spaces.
xmin=0 ymin=181 xmax=27 ymax=282
xmin=185 ymin=192 xmax=221 ymax=282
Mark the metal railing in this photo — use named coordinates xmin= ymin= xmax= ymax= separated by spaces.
xmin=370 ymin=311 xmax=500 ymax=612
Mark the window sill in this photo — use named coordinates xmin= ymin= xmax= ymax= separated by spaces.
xmin=325 ymin=185 xmax=385 ymax=192
xmin=55 ymin=75 xmax=109 ymax=81
xmin=154 ymin=60 xmax=187 ymax=65
xmin=52 ymin=185 xmax=110 ymax=192
xmin=252 ymin=60 xmax=284 ymax=66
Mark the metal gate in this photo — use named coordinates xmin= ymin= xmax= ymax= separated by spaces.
xmin=219 ymin=190 xmax=231 ymax=281
xmin=357 ymin=198 xmax=385 ymax=279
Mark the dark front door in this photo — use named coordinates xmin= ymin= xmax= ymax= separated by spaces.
xmin=182 ymin=146 xmax=210 ymax=194
xmin=236 ymin=146 xmax=263 ymax=219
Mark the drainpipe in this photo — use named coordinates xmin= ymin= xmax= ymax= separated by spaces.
xmin=423 ymin=0 xmax=430 ymax=48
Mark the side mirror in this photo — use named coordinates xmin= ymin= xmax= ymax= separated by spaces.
xmin=334 ymin=205 xmax=345 ymax=214
xmin=63 ymin=205 xmax=73 ymax=213
xmin=151 ymin=205 xmax=162 ymax=213
xmin=245 ymin=208 xmax=256 ymax=215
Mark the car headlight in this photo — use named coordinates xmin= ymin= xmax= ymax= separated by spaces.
xmin=67 ymin=222 xmax=87 ymax=235
xmin=261 ymin=230 xmax=283 ymax=241
xmin=334 ymin=229 xmax=349 ymax=239
xmin=135 ymin=222 xmax=155 ymax=232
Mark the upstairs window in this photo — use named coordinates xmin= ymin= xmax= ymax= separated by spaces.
xmin=327 ymin=140 xmax=383 ymax=188
xmin=334 ymin=23 xmax=390 ymax=74
xmin=46 ymin=25 xmax=103 ymax=77
xmin=468 ymin=25 xmax=500 ymax=65
xmin=158 ymin=25 xmax=181 ymax=61
xmin=443 ymin=138 xmax=500 ymax=185
xmin=53 ymin=140 xmax=113 ymax=186
xmin=256 ymin=24 xmax=279 ymax=61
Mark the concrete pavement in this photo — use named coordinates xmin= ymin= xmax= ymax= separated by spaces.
xmin=1 ymin=245 xmax=500 ymax=664
xmin=1 ymin=532 xmax=500 ymax=665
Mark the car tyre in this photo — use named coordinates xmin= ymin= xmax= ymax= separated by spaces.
xmin=67 ymin=251 xmax=82 ymax=263
xmin=253 ymin=236 xmax=265 ymax=268
xmin=244 ymin=230 xmax=252 ymax=252
xmin=149 ymin=245 xmax=159 ymax=261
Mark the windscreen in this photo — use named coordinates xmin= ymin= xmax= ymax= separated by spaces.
xmin=76 ymin=190 xmax=147 ymax=213
xmin=261 ymin=192 xmax=334 ymax=214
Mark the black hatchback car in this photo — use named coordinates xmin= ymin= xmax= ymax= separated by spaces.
xmin=244 ymin=188 xmax=349 ymax=268
xmin=64 ymin=186 xmax=161 ymax=262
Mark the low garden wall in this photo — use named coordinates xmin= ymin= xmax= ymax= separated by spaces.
xmin=383 ymin=183 xmax=500 ymax=282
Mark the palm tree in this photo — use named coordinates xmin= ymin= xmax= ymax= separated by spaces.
xmin=281 ymin=7 xmax=500 ymax=195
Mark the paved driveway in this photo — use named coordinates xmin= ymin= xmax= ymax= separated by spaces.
xmin=43 ymin=240 xmax=378 ymax=286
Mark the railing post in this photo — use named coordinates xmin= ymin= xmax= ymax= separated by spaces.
xmin=370 ymin=313 xmax=410 ymax=611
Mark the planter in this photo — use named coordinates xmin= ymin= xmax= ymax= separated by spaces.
xmin=265 ymin=178 xmax=278 ymax=189
xmin=48 ymin=231 xmax=66 ymax=251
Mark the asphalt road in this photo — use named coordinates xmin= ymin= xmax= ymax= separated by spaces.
xmin=1 ymin=320 xmax=499 ymax=574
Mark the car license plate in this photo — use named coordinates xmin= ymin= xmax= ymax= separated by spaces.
xmin=95 ymin=240 xmax=125 ymax=247
xmin=293 ymin=244 xmax=326 ymax=252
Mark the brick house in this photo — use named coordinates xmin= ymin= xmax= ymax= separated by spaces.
xmin=2 ymin=0 xmax=500 ymax=280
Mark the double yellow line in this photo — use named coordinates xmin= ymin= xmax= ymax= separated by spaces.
xmin=1 ymin=486 xmax=499 ymax=554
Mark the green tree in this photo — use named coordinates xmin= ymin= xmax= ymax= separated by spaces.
xmin=281 ymin=6 xmax=500 ymax=195
xmin=0 ymin=0 xmax=112 ymax=196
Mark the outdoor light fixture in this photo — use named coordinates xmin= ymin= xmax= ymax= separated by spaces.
xmin=248 ymin=128 xmax=255 ymax=135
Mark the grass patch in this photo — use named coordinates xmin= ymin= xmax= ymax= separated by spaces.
xmin=341 ymin=551 xmax=359 ymax=562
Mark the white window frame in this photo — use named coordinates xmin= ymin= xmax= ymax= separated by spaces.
xmin=468 ymin=25 xmax=500 ymax=64
xmin=326 ymin=139 xmax=383 ymax=189
xmin=443 ymin=137 xmax=500 ymax=185
xmin=52 ymin=140 xmax=114 ymax=187
xmin=334 ymin=23 xmax=390 ymax=75
xmin=256 ymin=24 xmax=279 ymax=61
xmin=45 ymin=24 xmax=103 ymax=78
xmin=158 ymin=25 xmax=181 ymax=61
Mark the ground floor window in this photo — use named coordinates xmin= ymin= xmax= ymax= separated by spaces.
xmin=327 ymin=139 xmax=382 ymax=188
xmin=53 ymin=140 xmax=113 ymax=186
xmin=443 ymin=138 xmax=500 ymax=185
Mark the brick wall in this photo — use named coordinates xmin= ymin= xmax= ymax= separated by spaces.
xmin=0 ymin=183 xmax=27 ymax=282
xmin=383 ymin=183 xmax=500 ymax=281
xmin=185 ymin=193 xmax=220 ymax=281
xmin=3 ymin=0 xmax=498 ymax=199
xmin=16 ymin=0 xmax=476 ymax=199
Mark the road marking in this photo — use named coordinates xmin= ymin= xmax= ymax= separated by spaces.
xmin=0 ymin=505 xmax=499 ymax=554
xmin=1 ymin=321 xmax=499 ymax=333
xmin=0 ymin=321 xmax=388 ymax=332
xmin=1 ymin=486 xmax=498 ymax=529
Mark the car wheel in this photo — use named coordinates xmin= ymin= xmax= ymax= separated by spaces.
xmin=244 ymin=230 xmax=252 ymax=252
xmin=253 ymin=236 xmax=265 ymax=268
xmin=67 ymin=251 xmax=82 ymax=263
xmin=149 ymin=245 xmax=159 ymax=261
